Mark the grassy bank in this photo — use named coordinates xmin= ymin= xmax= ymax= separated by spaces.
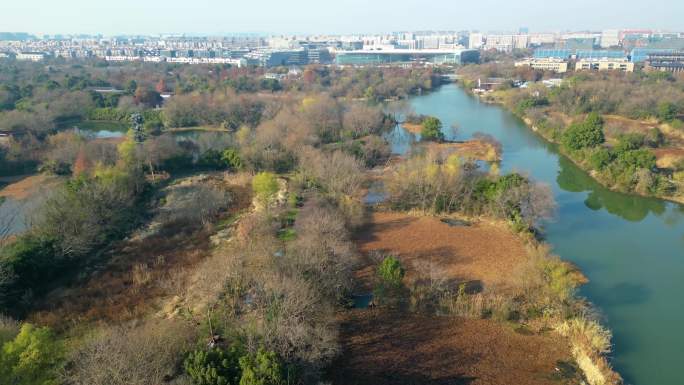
xmin=471 ymin=87 xmax=684 ymax=205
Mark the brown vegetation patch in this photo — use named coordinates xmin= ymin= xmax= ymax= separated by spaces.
xmin=603 ymin=115 xmax=657 ymax=133
xmin=420 ymin=140 xmax=501 ymax=162
xmin=654 ymin=147 xmax=684 ymax=168
xmin=402 ymin=122 xmax=424 ymax=134
xmin=29 ymin=174 xmax=253 ymax=327
xmin=0 ymin=174 xmax=60 ymax=200
xmin=355 ymin=212 xmax=527 ymax=290
xmin=330 ymin=309 xmax=572 ymax=385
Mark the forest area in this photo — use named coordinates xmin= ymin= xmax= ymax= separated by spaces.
xmin=1 ymin=59 xmax=618 ymax=385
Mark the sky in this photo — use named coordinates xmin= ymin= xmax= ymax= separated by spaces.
xmin=3 ymin=0 xmax=684 ymax=36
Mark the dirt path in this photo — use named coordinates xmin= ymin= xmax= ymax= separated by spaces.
xmin=331 ymin=211 xmax=574 ymax=385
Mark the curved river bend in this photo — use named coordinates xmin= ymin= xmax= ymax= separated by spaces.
xmin=388 ymin=84 xmax=684 ymax=385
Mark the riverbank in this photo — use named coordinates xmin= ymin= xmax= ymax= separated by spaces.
xmin=400 ymin=82 xmax=684 ymax=384
xmin=473 ymin=88 xmax=684 ymax=205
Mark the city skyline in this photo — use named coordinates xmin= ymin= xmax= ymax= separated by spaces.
xmin=4 ymin=0 xmax=684 ymax=36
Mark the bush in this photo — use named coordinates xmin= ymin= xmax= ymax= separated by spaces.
xmin=377 ymin=256 xmax=405 ymax=287
xmin=589 ymin=148 xmax=613 ymax=170
xmin=562 ymin=113 xmax=605 ymax=151
xmin=614 ymin=133 xmax=645 ymax=153
xmin=657 ymin=101 xmax=678 ymax=122
xmin=69 ymin=320 xmax=196 ymax=385
xmin=0 ymin=323 xmax=63 ymax=385
xmin=252 ymin=172 xmax=279 ymax=204
xmin=222 ymin=149 xmax=243 ymax=171
xmin=420 ymin=116 xmax=444 ymax=142
xmin=185 ymin=346 xmax=242 ymax=385
xmin=238 ymin=349 xmax=289 ymax=385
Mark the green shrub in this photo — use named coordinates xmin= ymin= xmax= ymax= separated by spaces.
xmin=377 ymin=256 xmax=405 ymax=287
xmin=515 ymin=97 xmax=548 ymax=115
xmin=252 ymin=172 xmax=279 ymax=204
xmin=222 ymin=149 xmax=243 ymax=171
xmin=657 ymin=101 xmax=678 ymax=122
xmin=615 ymin=149 xmax=656 ymax=170
xmin=0 ymin=323 xmax=63 ymax=385
xmin=562 ymin=113 xmax=605 ymax=151
xmin=420 ymin=116 xmax=444 ymax=142
xmin=184 ymin=346 xmax=242 ymax=385
xmin=238 ymin=349 xmax=288 ymax=385
xmin=589 ymin=148 xmax=613 ymax=170
xmin=614 ymin=133 xmax=645 ymax=153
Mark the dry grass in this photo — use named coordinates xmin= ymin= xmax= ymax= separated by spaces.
xmin=355 ymin=211 xmax=529 ymax=291
xmin=420 ymin=139 xmax=502 ymax=162
xmin=0 ymin=174 xmax=61 ymax=200
xmin=401 ymin=122 xmax=424 ymax=134
xmin=27 ymin=173 xmax=253 ymax=328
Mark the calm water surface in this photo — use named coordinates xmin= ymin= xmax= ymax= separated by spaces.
xmin=397 ymin=84 xmax=684 ymax=385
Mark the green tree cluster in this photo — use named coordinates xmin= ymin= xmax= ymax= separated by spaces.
xmin=562 ymin=112 xmax=605 ymax=151
xmin=185 ymin=346 xmax=290 ymax=385
xmin=0 ymin=324 xmax=63 ymax=385
xmin=420 ymin=116 xmax=445 ymax=142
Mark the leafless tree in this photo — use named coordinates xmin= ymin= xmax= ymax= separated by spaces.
xmin=67 ymin=319 xmax=196 ymax=385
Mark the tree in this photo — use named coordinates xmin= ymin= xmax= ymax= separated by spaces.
xmin=562 ymin=112 xmax=605 ymax=151
xmin=133 ymin=87 xmax=163 ymax=108
xmin=420 ymin=116 xmax=444 ymax=142
xmin=0 ymin=323 xmax=63 ymax=385
xmin=252 ymin=172 xmax=279 ymax=204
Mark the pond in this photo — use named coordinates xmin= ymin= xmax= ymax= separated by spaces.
xmin=402 ymin=84 xmax=684 ymax=385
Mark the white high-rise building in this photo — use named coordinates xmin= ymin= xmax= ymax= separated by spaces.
xmin=600 ymin=30 xmax=621 ymax=48
xmin=469 ymin=33 xmax=484 ymax=49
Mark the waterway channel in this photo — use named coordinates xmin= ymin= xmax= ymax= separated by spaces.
xmin=390 ymin=83 xmax=684 ymax=385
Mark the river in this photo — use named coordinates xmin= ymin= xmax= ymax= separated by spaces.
xmin=390 ymin=83 xmax=684 ymax=385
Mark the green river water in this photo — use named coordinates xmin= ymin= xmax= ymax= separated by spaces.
xmin=391 ymin=84 xmax=684 ymax=385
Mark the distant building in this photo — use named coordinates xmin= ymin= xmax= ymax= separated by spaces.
xmin=600 ymin=30 xmax=621 ymax=48
xmin=245 ymin=49 xmax=308 ymax=67
xmin=515 ymin=58 xmax=569 ymax=73
xmin=534 ymin=49 xmax=573 ymax=59
xmin=307 ymin=48 xmax=332 ymax=64
xmin=644 ymin=51 xmax=684 ymax=73
xmin=16 ymin=52 xmax=45 ymax=61
xmin=468 ymin=33 xmax=484 ymax=49
xmin=575 ymin=49 xmax=627 ymax=60
xmin=575 ymin=58 xmax=634 ymax=72
xmin=334 ymin=48 xmax=479 ymax=66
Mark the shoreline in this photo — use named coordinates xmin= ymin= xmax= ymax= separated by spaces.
xmin=357 ymin=145 xmax=622 ymax=384
xmin=470 ymin=88 xmax=684 ymax=206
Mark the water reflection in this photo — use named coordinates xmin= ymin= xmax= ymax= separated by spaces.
xmin=556 ymin=156 xmax=667 ymax=222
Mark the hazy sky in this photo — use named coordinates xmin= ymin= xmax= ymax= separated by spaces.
xmin=3 ymin=0 xmax=684 ymax=35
